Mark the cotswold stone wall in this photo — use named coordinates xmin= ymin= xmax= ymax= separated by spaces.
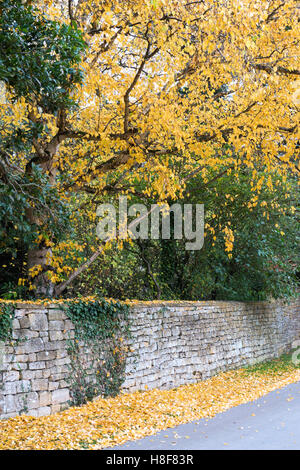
xmin=0 ymin=298 xmax=299 ymax=419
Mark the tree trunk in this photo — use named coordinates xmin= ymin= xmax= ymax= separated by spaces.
xmin=25 ymin=134 xmax=61 ymax=297
xmin=27 ymin=246 xmax=55 ymax=297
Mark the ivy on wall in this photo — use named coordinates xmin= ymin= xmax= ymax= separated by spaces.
xmin=0 ymin=303 xmax=15 ymax=342
xmin=63 ymin=299 xmax=131 ymax=406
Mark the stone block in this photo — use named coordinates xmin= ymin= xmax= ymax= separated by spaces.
xmin=28 ymin=313 xmax=48 ymax=331
xmin=19 ymin=317 xmax=30 ymax=329
xmin=36 ymin=351 xmax=56 ymax=361
xmin=48 ymin=382 xmax=59 ymax=391
xmin=38 ymin=406 xmax=51 ymax=416
xmin=48 ymin=310 xmax=66 ymax=321
xmin=45 ymin=340 xmax=65 ymax=351
xmin=29 ymin=361 xmax=46 ymax=370
xmin=26 ymin=392 xmax=39 ymax=409
xmin=52 ymin=388 xmax=70 ymax=405
xmin=3 ymin=382 xmax=17 ymax=394
xmin=49 ymin=331 xmax=64 ymax=341
xmin=31 ymin=379 xmax=48 ymax=392
xmin=49 ymin=320 xmax=65 ymax=331
xmin=24 ymin=338 xmax=45 ymax=354
xmin=16 ymin=380 xmax=31 ymax=393
xmin=39 ymin=391 xmax=52 ymax=407
xmin=21 ymin=370 xmax=36 ymax=380
xmin=4 ymin=395 xmax=16 ymax=413
xmin=3 ymin=370 xmax=19 ymax=382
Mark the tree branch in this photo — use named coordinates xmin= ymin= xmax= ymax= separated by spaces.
xmin=54 ymin=204 xmax=159 ymax=296
xmin=253 ymin=63 xmax=300 ymax=76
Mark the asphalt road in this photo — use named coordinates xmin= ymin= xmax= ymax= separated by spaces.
xmin=111 ymin=381 xmax=300 ymax=450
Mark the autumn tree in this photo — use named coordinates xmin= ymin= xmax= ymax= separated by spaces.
xmin=0 ymin=0 xmax=299 ymax=298
xmin=60 ymin=162 xmax=298 ymax=301
xmin=0 ymin=0 xmax=86 ymax=295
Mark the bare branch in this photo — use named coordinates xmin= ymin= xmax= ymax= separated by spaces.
xmin=265 ymin=2 xmax=285 ymax=23
xmin=253 ymin=63 xmax=300 ymax=76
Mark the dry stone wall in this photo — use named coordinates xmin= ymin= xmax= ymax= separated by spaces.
xmin=0 ymin=298 xmax=299 ymax=419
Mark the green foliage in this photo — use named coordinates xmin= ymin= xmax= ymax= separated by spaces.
xmin=0 ymin=281 xmax=28 ymax=300
xmin=0 ymin=0 xmax=86 ymax=294
xmin=0 ymin=164 xmax=71 ymax=295
xmin=62 ymin=299 xmax=131 ymax=406
xmin=0 ymin=303 xmax=15 ymax=342
xmin=179 ymin=169 xmax=299 ymax=301
xmin=0 ymin=164 xmax=70 ymax=249
xmin=242 ymin=350 xmax=300 ymax=376
xmin=66 ymin=166 xmax=298 ymax=302
xmin=0 ymin=0 xmax=86 ymax=113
